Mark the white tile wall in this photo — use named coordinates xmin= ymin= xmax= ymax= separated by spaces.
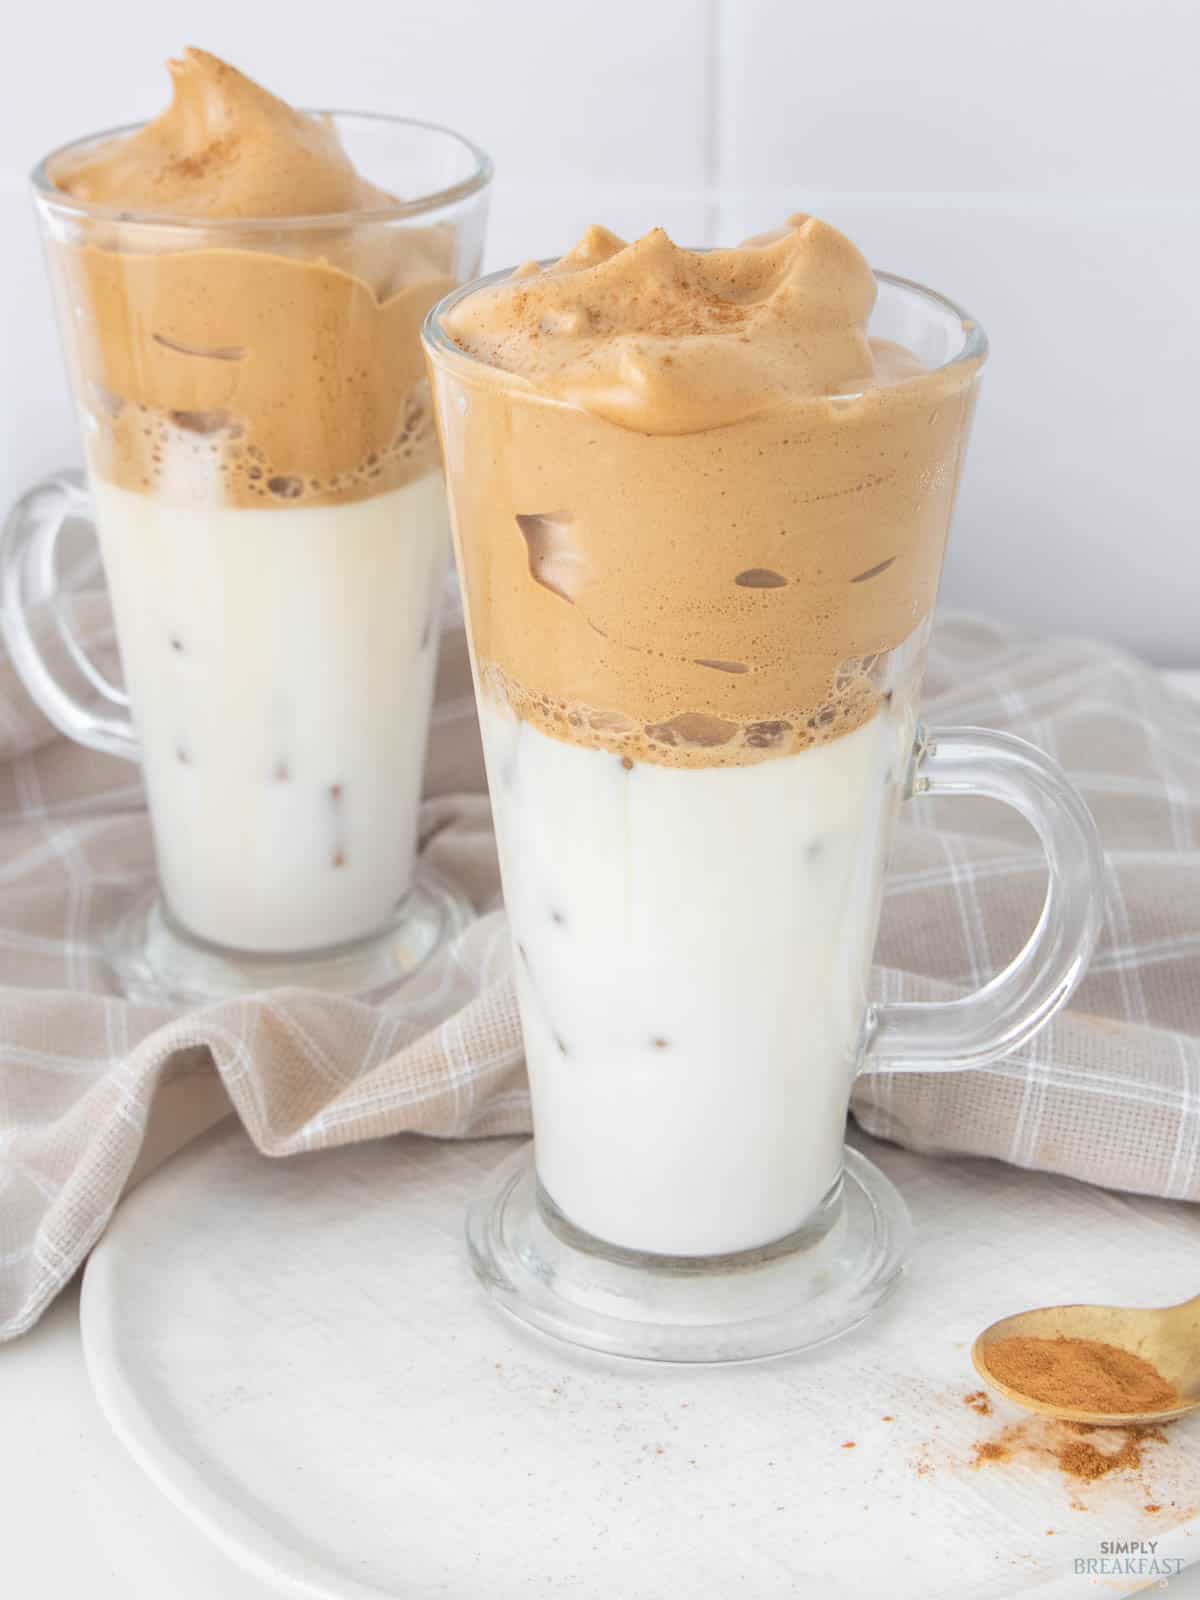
xmin=3 ymin=0 xmax=1196 ymax=662
xmin=717 ymin=0 xmax=1198 ymax=193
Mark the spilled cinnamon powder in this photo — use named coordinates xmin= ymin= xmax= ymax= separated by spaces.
xmin=971 ymin=1419 xmax=1168 ymax=1483
xmin=975 ymin=1438 xmax=1011 ymax=1466
xmin=981 ymin=1335 xmax=1178 ymax=1415
xmin=1059 ymin=1423 xmax=1167 ymax=1482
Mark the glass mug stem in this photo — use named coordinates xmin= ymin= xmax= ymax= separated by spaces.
xmin=865 ymin=726 xmax=1105 ymax=1074
xmin=1 ymin=471 xmax=137 ymax=759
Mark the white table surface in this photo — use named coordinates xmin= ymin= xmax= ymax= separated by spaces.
xmin=4 ymin=669 xmax=1199 ymax=1599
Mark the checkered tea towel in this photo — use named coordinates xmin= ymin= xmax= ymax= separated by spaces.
xmin=0 ymin=610 xmax=1197 ymax=1339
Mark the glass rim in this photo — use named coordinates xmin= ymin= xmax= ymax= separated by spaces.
xmin=422 ymin=256 xmax=988 ymax=395
xmin=31 ymin=111 xmax=493 ymax=232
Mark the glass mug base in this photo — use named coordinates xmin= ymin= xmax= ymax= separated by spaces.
xmin=103 ymin=865 xmax=471 ymax=1007
xmin=466 ymin=1142 xmax=912 ymax=1364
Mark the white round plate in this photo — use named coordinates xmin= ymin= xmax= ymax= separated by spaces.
xmin=81 ymin=1122 xmax=1200 ymax=1599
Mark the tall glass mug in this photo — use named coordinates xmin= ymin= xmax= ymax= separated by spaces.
xmin=4 ymin=120 xmax=491 ymax=1002
xmin=424 ymin=265 xmax=1104 ymax=1361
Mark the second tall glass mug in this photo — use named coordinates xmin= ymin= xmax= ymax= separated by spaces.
xmin=4 ymin=118 xmax=491 ymax=1000
xmin=424 ymin=263 xmax=1104 ymax=1360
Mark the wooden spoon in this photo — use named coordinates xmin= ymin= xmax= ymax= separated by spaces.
xmin=972 ymin=1295 xmax=1200 ymax=1426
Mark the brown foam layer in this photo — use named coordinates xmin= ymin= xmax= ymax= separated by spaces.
xmin=480 ymin=661 xmax=885 ymax=770
xmin=67 ymin=243 xmax=450 ymax=505
xmin=48 ymin=51 xmax=454 ymax=507
xmin=51 ymin=48 xmax=395 ymax=218
xmin=444 ymin=221 xmax=928 ymax=432
xmin=430 ymin=221 xmax=979 ymax=769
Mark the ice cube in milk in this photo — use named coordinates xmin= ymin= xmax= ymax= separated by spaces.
xmin=480 ymin=701 xmax=908 ymax=1257
xmin=93 ymin=471 xmax=450 ymax=953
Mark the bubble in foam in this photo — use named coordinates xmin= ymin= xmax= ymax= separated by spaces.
xmin=851 ymin=556 xmax=896 ymax=584
xmin=516 ymin=513 xmax=587 ymax=603
xmin=587 ymin=709 xmax=636 ymax=735
xmin=746 ymin=719 xmax=791 ymax=749
xmin=644 ymin=712 xmax=737 ymax=749
xmin=152 ymin=333 xmax=245 ymax=362
xmin=267 ymin=475 xmax=304 ymax=500
xmin=834 ymin=653 xmax=885 ymax=692
xmin=169 ymin=408 xmax=231 ymax=435
xmin=734 ymin=569 xmax=788 ymax=588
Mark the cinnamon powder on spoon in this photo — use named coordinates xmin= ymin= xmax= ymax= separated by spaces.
xmin=982 ymin=1335 xmax=1178 ymax=1415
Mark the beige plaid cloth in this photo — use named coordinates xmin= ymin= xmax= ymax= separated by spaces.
xmin=0 ymin=609 xmax=1197 ymax=1340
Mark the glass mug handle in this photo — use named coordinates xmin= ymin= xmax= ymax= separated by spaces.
xmin=0 ymin=470 xmax=138 ymax=761
xmin=863 ymin=725 xmax=1105 ymax=1074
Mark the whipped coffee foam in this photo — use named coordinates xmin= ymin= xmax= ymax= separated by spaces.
xmin=434 ymin=220 xmax=979 ymax=768
xmin=50 ymin=50 xmax=454 ymax=508
xmin=446 ymin=221 xmax=923 ymax=427
xmin=51 ymin=48 xmax=396 ymax=218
